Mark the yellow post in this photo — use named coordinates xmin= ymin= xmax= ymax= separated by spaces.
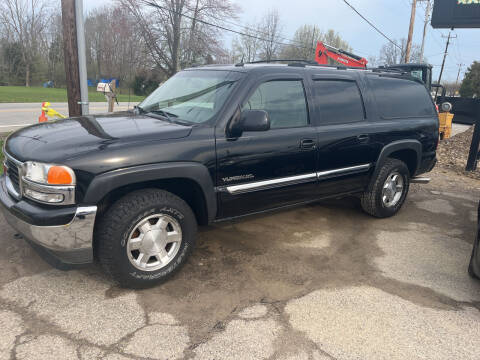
xmin=438 ymin=112 xmax=454 ymax=139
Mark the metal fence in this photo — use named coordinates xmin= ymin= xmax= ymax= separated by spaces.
xmin=436 ymin=96 xmax=480 ymax=125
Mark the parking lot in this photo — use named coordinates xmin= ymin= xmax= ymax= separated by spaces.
xmin=1 ymin=169 xmax=479 ymax=360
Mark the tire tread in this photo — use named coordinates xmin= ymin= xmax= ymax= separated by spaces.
xmin=361 ymin=158 xmax=409 ymax=218
xmin=95 ymin=189 xmax=196 ymax=288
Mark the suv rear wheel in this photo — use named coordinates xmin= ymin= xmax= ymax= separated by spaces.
xmin=361 ymin=158 xmax=410 ymax=218
xmin=96 ymin=189 xmax=197 ymax=288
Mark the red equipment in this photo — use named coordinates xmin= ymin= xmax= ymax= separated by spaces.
xmin=315 ymin=41 xmax=368 ymax=68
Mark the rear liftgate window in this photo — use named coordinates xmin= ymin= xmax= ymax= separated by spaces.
xmin=369 ymin=76 xmax=437 ymax=119
xmin=313 ymin=80 xmax=365 ymax=124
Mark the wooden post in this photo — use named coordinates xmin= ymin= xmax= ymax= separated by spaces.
xmin=466 ymin=102 xmax=480 ymax=171
xmin=61 ymin=0 xmax=82 ymax=117
xmin=405 ymin=0 xmax=417 ymax=63
xmin=107 ymin=80 xmax=116 ymax=113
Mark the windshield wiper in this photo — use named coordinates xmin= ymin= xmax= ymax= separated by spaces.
xmin=152 ymin=110 xmax=178 ymax=120
xmin=147 ymin=110 xmax=193 ymax=126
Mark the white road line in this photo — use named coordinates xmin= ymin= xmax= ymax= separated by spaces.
xmin=0 ymin=124 xmax=33 ymax=128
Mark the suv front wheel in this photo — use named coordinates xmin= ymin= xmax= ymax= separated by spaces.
xmin=96 ymin=189 xmax=197 ymax=288
xmin=361 ymin=158 xmax=410 ymax=218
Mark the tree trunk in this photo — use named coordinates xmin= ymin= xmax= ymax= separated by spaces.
xmin=188 ymin=0 xmax=200 ymax=65
xmin=25 ymin=62 xmax=30 ymax=87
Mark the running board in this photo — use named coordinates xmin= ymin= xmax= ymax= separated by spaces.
xmin=410 ymin=177 xmax=430 ymax=184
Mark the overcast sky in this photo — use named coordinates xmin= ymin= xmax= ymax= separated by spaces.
xmin=83 ymin=0 xmax=479 ymax=82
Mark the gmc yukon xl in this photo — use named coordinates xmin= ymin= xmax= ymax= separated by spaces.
xmin=0 ymin=63 xmax=438 ymax=287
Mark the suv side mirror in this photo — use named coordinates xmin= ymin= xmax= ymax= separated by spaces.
xmin=227 ymin=109 xmax=270 ymax=138
xmin=242 ymin=110 xmax=270 ymax=132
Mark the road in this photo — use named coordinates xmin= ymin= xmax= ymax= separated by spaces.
xmin=1 ymin=169 xmax=479 ymax=359
xmin=0 ymin=102 xmax=137 ymax=133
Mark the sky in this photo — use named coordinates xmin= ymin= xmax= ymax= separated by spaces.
xmin=83 ymin=0 xmax=479 ymax=83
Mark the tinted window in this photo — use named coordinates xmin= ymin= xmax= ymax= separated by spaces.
xmin=243 ymin=80 xmax=308 ymax=129
xmin=369 ymin=76 xmax=436 ymax=118
xmin=313 ymin=80 xmax=365 ymax=124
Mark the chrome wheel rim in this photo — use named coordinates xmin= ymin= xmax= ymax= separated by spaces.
xmin=382 ymin=171 xmax=404 ymax=208
xmin=126 ymin=214 xmax=182 ymax=272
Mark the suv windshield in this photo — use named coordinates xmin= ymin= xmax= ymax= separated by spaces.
xmin=138 ymin=70 xmax=243 ymax=124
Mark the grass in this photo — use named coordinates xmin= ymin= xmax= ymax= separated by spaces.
xmin=0 ymin=86 xmax=145 ymax=103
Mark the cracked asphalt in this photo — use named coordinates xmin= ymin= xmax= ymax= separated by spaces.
xmin=1 ymin=170 xmax=480 ymax=360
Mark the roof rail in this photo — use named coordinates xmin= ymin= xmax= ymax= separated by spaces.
xmin=245 ymin=59 xmax=318 ymax=65
xmin=234 ymin=59 xmax=368 ymax=71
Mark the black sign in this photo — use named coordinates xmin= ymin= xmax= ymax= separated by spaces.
xmin=432 ymin=0 xmax=480 ymax=28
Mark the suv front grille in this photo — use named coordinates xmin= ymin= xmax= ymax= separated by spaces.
xmin=5 ymin=157 xmax=21 ymax=195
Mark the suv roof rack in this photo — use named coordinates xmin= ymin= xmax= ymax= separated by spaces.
xmin=235 ymin=59 xmax=317 ymax=67
xmin=234 ymin=59 xmax=364 ymax=71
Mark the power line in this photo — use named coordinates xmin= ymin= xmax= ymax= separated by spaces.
xmin=181 ymin=5 xmax=297 ymax=46
xmin=339 ymin=0 xmax=401 ymax=49
xmin=140 ymin=0 xmax=314 ymax=52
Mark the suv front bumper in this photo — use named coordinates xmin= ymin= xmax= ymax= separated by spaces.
xmin=0 ymin=175 xmax=97 ymax=265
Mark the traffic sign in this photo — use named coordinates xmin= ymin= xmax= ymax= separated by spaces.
xmin=432 ymin=0 xmax=480 ymax=28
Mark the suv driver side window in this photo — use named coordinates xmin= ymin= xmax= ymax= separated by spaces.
xmin=242 ymin=80 xmax=309 ymax=129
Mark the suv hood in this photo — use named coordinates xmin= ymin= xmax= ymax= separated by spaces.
xmin=5 ymin=112 xmax=193 ymax=163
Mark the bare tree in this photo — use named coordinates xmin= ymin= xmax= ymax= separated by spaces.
xmin=85 ymin=6 xmax=148 ymax=84
xmin=232 ymin=23 xmax=261 ymax=63
xmin=117 ymin=0 xmax=238 ymax=77
xmin=378 ymin=38 xmax=423 ymax=66
xmin=280 ymin=25 xmax=351 ymax=61
xmin=442 ymin=81 xmax=461 ymax=97
xmin=279 ymin=25 xmax=321 ymax=60
xmin=0 ymin=0 xmax=50 ymax=86
xmin=259 ymin=9 xmax=283 ymax=61
xmin=323 ymin=29 xmax=351 ymax=51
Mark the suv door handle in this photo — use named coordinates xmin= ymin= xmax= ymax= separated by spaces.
xmin=300 ymin=139 xmax=316 ymax=150
xmin=357 ymin=134 xmax=369 ymax=142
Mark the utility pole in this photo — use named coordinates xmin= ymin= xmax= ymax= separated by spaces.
xmin=455 ymin=63 xmax=464 ymax=86
xmin=419 ymin=0 xmax=431 ymax=63
xmin=61 ymin=0 xmax=88 ymax=117
xmin=61 ymin=0 xmax=81 ymax=117
xmin=75 ymin=0 xmax=89 ymax=115
xmin=405 ymin=0 xmax=417 ymax=63
xmin=435 ymin=32 xmax=456 ymax=98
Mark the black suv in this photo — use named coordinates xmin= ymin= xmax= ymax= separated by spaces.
xmin=0 ymin=64 xmax=438 ymax=287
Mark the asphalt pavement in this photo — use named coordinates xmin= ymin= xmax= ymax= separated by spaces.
xmin=0 ymin=102 xmax=136 ymax=133
xmin=1 ymin=175 xmax=479 ymax=359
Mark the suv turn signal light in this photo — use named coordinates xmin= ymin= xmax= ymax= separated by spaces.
xmin=47 ymin=166 xmax=73 ymax=185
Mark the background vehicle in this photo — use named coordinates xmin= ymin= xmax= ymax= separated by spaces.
xmin=469 ymin=202 xmax=480 ymax=279
xmin=314 ymin=42 xmax=435 ymax=91
xmin=0 ymin=63 xmax=438 ymax=288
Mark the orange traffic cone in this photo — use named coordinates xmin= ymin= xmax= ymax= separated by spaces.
xmin=39 ymin=102 xmax=48 ymax=122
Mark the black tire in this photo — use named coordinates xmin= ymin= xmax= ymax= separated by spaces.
xmin=361 ymin=158 xmax=410 ymax=218
xmin=95 ymin=189 xmax=197 ymax=288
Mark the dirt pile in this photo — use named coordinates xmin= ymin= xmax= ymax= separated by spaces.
xmin=436 ymin=126 xmax=480 ymax=180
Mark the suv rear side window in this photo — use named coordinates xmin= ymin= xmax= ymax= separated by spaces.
xmin=369 ymin=76 xmax=436 ymax=119
xmin=313 ymin=80 xmax=365 ymax=124
xmin=243 ymin=80 xmax=308 ymax=129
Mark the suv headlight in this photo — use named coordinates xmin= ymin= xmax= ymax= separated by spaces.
xmin=22 ymin=162 xmax=76 ymax=204
xmin=23 ymin=162 xmax=76 ymax=185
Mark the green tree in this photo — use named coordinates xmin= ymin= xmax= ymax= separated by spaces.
xmin=460 ymin=61 xmax=480 ymax=98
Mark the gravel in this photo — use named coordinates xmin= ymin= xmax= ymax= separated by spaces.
xmin=437 ymin=126 xmax=480 ymax=179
